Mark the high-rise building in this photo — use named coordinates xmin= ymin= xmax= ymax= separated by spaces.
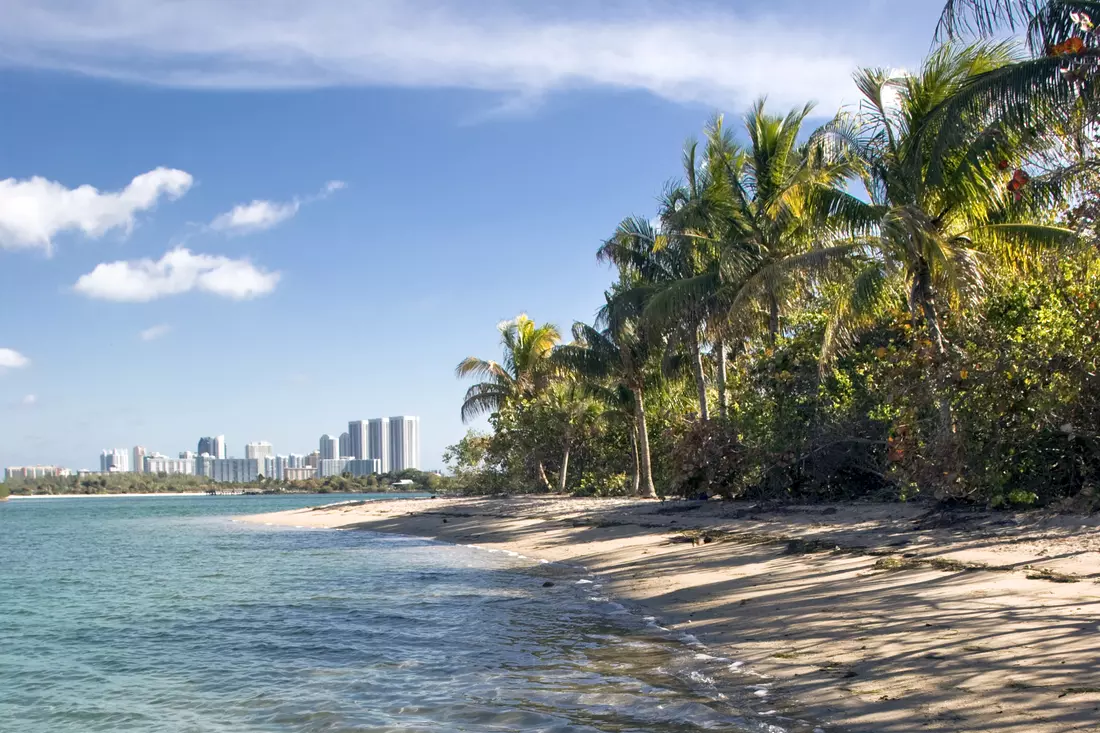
xmin=197 ymin=437 xmax=215 ymax=457
xmin=388 ymin=416 xmax=421 ymax=472
xmin=213 ymin=435 xmax=227 ymax=459
xmin=210 ymin=458 xmax=261 ymax=483
xmin=274 ymin=455 xmax=289 ymax=481
xmin=132 ymin=446 xmax=147 ymax=474
xmin=196 ymin=454 xmax=215 ymax=478
xmin=179 ymin=451 xmax=195 ymax=460
xmin=348 ymin=420 xmax=369 ymax=460
xmin=284 ymin=467 xmax=315 ymax=481
xmin=319 ymin=434 xmax=339 ymax=460
xmin=263 ymin=455 xmax=277 ymax=479
xmin=346 ymin=459 xmax=382 ymax=477
xmin=288 ymin=454 xmax=305 ymax=468
xmin=100 ymin=449 xmax=130 ymax=473
xmin=339 ymin=432 xmax=352 ymax=458
xmin=245 ymin=441 xmax=274 ymax=461
xmin=318 ymin=458 xmax=349 ymax=477
xmin=368 ymin=417 xmax=390 ymax=473
xmin=305 ymin=450 xmax=321 ymax=469
xmin=145 ymin=456 xmax=196 ymax=475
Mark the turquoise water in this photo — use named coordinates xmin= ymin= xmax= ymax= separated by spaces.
xmin=0 ymin=494 xmax=812 ymax=732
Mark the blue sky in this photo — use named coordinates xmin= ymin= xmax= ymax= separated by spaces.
xmin=0 ymin=0 xmax=947 ymax=471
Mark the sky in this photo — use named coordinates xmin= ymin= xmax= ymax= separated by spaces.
xmin=0 ymin=0 xmax=949 ymax=471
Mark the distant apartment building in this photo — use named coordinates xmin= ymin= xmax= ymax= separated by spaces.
xmin=339 ymin=432 xmax=352 ymax=458
xmin=368 ymin=417 xmax=390 ymax=473
xmin=283 ymin=467 xmax=315 ymax=481
xmin=197 ymin=437 xmax=215 ymax=456
xmin=245 ymin=442 xmax=273 ymax=461
xmin=318 ymin=458 xmax=349 ymax=478
xmin=132 ymin=446 xmax=147 ymax=474
xmin=4 ymin=465 xmax=73 ymax=481
xmin=287 ymin=454 xmax=305 ymax=469
xmin=179 ymin=451 xmax=195 ymax=460
xmin=348 ymin=420 xmax=369 ymax=460
xmin=319 ymin=434 xmax=339 ymax=460
xmin=273 ymin=455 xmax=289 ymax=481
xmin=100 ymin=449 xmax=130 ymax=473
xmin=212 ymin=435 xmax=227 ymax=459
xmin=388 ymin=416 xmax=421 ymax=472
xmin=305 ymin=450 xmax=321 ymax=469
xmin=346 ymin=459 xmax=382 ymax=477
xmin=263 ymin=455 xmax=277 ymax=479
xmin=195 ymin=454 xmax=215 ymax=478
xmin=210 ymin=458 xmax=261 ymax=483
xmin=145 ymin=455 xmax=196 ymax=475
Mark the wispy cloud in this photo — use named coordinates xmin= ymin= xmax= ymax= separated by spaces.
xmin=140 ymin=323 xmax=172 ymax=341
xmin=0 ymin=348 xmax=31 ymax=370
xmin=20 ymin=394 xmax=37 ymax=407
xmin=0 ymin=168 xmax=193 ymax=252
xmin=0 ymin=1 xmax=895 ymax=111
xmin=74 ymin=248 xmax=280 ymax=302
xmin=210 ymin=180 xmax=346 ymax=234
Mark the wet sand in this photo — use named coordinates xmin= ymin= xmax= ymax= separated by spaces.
xmin=241 ymin=496 xmax=1100 ymax=733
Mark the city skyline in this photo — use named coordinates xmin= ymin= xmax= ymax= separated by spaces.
xmin=5 ymin=415 xmax=423 ymax=479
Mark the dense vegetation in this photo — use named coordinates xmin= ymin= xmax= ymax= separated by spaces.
xmin=445 ymin=1 xmax=1100 ymax=510
xmin=4 ymin=470 xmax=442 ymax=496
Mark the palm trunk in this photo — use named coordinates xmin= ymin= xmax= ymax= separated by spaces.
xmin=537 ymin=461 xmax=552 ymax=492
xmin=629 ymin=425 xmax=640 ymax=495
xmin=633 ymin=388 xmax=657 ymax=498
xmin=768 ymin=295 xmax=781 ymax=347
xmin=716 ymin=338 xmax=728 ymax=420
xmin=690 ymin=329 xmax=709 ymax=421
xmin=558 ymin=441 xmax=571 ymax=493
xmin=912 ymin=264 xmax=955 ymax=441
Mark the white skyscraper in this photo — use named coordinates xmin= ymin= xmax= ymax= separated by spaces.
xmin=319 ymin=434 xmax=339 ymax=460
xmin=274 ymin=455 xmax=289 ymax=481
xmin=145 ymin=456 xmax=196 ymax=475
xmin=288 ymin=454 xmax=305 ymax=468
xmin=245 ymin=442 xmax=274 ymax=461
xmin=339 ymin=432 xmax=352 ymax=459
xmin=212 ymin=435 xmax=227 ymax=459
xmin=368 ymin=417 xmax=390 ymax=473
xmin=132 ymin=446 xmax=147 ymax=474
xmin=348 ymin=421 xmax=369 ymax=460
xmin=210 ymin=458 xmax=261 ymax=483
xmin=388 ymin=416 xmax=421 ymax=472
xmin=100 ymin=449 xmax=130 ymax=473
xmin=263 ymin=455 xmax=277 ymax=479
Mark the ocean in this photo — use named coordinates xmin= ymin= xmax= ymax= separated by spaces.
xmin=0 ymin=494 xmax=815 ymax=732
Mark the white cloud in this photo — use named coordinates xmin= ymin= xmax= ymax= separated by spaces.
xmin=211 ymin=200 xmax=299 ymax=233
xmin=0 ymin=168 xmax=193 ymax=252
xmin=140 ymin=323 xmax=172 ymax=341
xmin=74 ymin=248 xmax=280 ymax=302
xmin=0 ymin=349 xmax=31 ymax=370
xmin=209 ymin=180 xmax=347 ymax=234
xmin=20 ymin=394 xmax=37 ymax=406
xmin=0 ymin=1 xmax=920 ymax=112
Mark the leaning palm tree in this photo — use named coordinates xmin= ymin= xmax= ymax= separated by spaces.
xmin=819 ymin=43 xmax=1078 ymax=363
xmin=554 ymin=286 xmax=661 ymax=498
xmin=456 ymin=314 xmax=561 ymax=489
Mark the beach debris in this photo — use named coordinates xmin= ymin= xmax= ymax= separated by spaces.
xmin=542 ymin=581 xmax=555 ymax=587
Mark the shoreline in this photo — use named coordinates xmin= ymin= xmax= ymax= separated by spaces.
xmin=241 ymin=496 xmax=1100 ymax=733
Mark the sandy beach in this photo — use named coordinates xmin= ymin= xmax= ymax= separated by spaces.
xmin=241 ymin=496 xmax=1100 ymax=733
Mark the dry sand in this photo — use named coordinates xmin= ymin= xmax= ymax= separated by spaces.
xmin=242 ymin=496 xmax=1100 ymax=733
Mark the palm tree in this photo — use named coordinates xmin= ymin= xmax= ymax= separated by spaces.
xmin=555 ymin=287 xmax=661 ymax=498
xmin=541 ymin=381 xmax=604 ymax=492
xmin=456 ymin=314 xmax=561 ymax=489
xmin=455 ymin=313 xmax=561 ymax=421
xmin=819 ymin=43 xmax=1077 ymax=363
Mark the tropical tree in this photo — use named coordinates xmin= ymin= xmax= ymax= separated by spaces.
xmin=540 ymin=381 xmax=605 ymax=492
xmin=456 ymin=314 xmax=561 ymax=489
xmin=555 ymin=286 xmax=661 ymax=498
xmin=455 ymin=313 xmax=561 ymax=421
xmin=819 ymin=43 xmax=1077 ymax=362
